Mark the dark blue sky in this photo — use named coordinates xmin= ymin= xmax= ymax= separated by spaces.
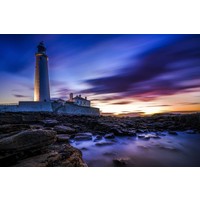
xmin=0 ymin=34 xmax=199 ymax=114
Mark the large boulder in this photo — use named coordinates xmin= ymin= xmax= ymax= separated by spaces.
xmin=0 ymin=129 xmax=57 ymax=152
xmin=0 ymin=124 xmax=29 ymax=134
xmin=54 ymin=125 xmax=76 ymax=134
xmin=13 ymin=144 xmax=87 ymax=167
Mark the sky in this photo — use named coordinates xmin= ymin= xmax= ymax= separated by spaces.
xmin=0 ymin=34 xmax=199 ymax=115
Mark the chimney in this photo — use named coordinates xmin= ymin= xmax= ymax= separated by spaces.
xmin=69 ymin=93 xmax=73 ymax=101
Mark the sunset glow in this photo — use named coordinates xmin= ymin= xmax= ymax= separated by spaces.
xmin=0 ymin=34 xmax=199 ymax=115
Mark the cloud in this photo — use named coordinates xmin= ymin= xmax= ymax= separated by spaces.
xmin=1 ymin=34 xmax=200 ymax=109
xmin=13 ymin=94 xmax=30 ymax=98
xmin=146 ymin=104 xmax=171 ymax=107
xmin=110 ymin=101 xmax=132 ymax=105
xmin=53 ymin=87 xmax=70 ymax=99
xmin=180 ymin=102 xmax=200 ymax=105
xmin=82 ymin=35 xmax=200 ymax=101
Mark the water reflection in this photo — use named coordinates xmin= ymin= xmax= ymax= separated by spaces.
xmin=71 ymin=132 xmax=200 ymax=167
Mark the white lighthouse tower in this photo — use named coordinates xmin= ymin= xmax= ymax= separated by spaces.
xmin=34 ymin=42 xmax=50 ymax=102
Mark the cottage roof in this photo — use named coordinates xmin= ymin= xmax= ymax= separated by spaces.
xmin=73 ymin=96 xmax=89 ymax=101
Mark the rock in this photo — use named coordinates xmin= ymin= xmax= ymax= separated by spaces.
xmin=0 ymin=114 xmax=23 ymax=124
xmin=73 ymin=125 xmax=80 ymax=129
xmin=137 ymin=134 xmax=150 ymax=140
xmin=113 ymin=157 xmax=130 ymax=167
xmin=185 ymin=130 xmax=196 ymax=134
xmin=54 ymin=125 xmax=76 ymax=134
xmin=0 ymin=129 xmax=57 ymax=151
xmin=137 ymin=134 xmax=145 ymax=138
xmin=95 ymin=141 xmax=114 ymax=146
xmin=168 ymin=125 xmax=176 ymax=130
xmin=136 ymin=129 xmax=146 ymax=133
xmin=29 ymin=125 xmax=44 ymax=130
xmin=150 ymin=122 xmax=164 ymax=128
xmin=145 ymin=133 xmax=161 ymax=139
xmin=156 ymin=132 xmax=166 ymax=136
xmin=69 ymin=134 xmax=76 ymax=139
xmin=76 ymin=132 xmax=93 ymax=137
xmin=168 ymin=131 xmax=178 ymax=135
xmin=74 ymin=135 xmax=92 ymax=141
xmin=57 ymin=134 xmax=70 ymax=143
xmin=22 ymin=114 xmax=42 ymax=123
xmin=0 ymin=124 xmax=29 ymax=134
xmin=94 ymin=135 xmax=102 ymax=142
xmin=109 ymin=128 xmax=124 ymax=136
xmin=127 ymin=130 xmax=137 ymax=136
xmin=41 ymin=119 xmax=59 ymax=127
xmin=13 ymin=144 xmax=87 ymax=167
xmin=81 ymin=147 xmax=88 ymax=151
xmin=109 ymin=128 xmax=135 ymax=137
xmin=142 ymin=136 xmax=151 ymax=140
xmin=104 ymin=133 xmax=115 ymax=139
xmin=74 ymin=133 xmax=93 ymax=141
xmin=138 ymin=133 xmax=160 ymax=140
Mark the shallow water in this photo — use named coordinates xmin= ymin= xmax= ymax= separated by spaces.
xmin=70 ymin=131 xmax=200 ymax=167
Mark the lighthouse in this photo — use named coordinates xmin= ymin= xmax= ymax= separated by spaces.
xmin=34 ymin=42 xmax=50 ymax=102
xmin=0 ymin=41 xmax=100 ymax=115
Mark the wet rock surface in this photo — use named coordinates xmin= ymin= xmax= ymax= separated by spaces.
xmin=57 ymin=134 xmax=70 ymax=143
xmin=14 ymin=144 xmax=86 ymax=167
xmin=138 ymin=133 xmax=161 ymax=140
xmin=73 ymin=132 xmax=93 ymax=141
xmin=0 ymin=129 xmax=57 ymax=151
xmin=0 ymin=124 xmax=30 ymax=134
xmin=0 ymin=112 xmax=199 ymax=166
xmin=41 ymin=119 xmax=59 ymax=127
xmin=104 ymin=133 xmax=115 ymax=139
xmin=113 ymin=157 xmax=130 ymax=167
xmin=94 ymin=135 xmax=103 ymax=142
xmin=74 ymin=135 xmax=93 ymax=141
xmin=54 ymin=125 xmax=76 ymax=134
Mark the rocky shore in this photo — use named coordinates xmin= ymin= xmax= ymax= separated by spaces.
xmin=0 ymin=112 xmax=199 ymax=167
